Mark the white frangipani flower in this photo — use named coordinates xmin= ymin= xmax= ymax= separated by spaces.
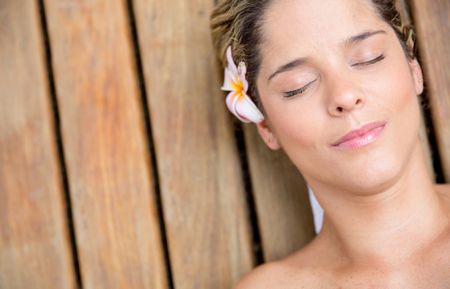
xmin=221 ymin=46 xmax=264 ymax=123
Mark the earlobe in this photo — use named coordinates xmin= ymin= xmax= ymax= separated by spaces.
xmin=410 ymin=58 xmax=424 ymax=95
xmin=256 ymin=120 xmax=281 ymax=150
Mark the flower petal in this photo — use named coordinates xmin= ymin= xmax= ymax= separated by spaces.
xmin=229 ymin=97 xmax=249 ymax=122
xmin=238 ymin=61 xmax=247 ymax=78
xmin=242 ymin=76 xmax=249 ymax=93
xmin=234 ymin=94 xmax=265 ymax=123
xmin=225 ymin=93 xmax=251 ymax=123
xmin=225 ymin=91 xmax=236 ymax=113
xmin=221 ymin=67 xmax=236 ymax=91
xmin=225 ymin=46 xmax=238 ymax=76
xmin=238 ymin=62 xmax=249 ymax=93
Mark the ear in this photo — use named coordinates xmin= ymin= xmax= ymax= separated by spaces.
xmin=256 ymin=119 xmax=281 ymax=150
xmin=408 ymin=58 xmax=424 ymax=95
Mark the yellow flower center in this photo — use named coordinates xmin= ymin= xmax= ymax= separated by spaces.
xmin=231 ymin=80 xmax=245 ymax=99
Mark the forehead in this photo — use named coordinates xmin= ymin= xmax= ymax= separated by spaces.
xmin=260 ymin=0 xmax=387 ymax=57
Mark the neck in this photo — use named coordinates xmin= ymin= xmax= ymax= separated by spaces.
xmin=310 ymin=142 xmax=449 ymax=265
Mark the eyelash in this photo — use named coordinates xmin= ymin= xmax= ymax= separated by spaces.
xmin=283 ymin=79 xmax=317 ymax=98
xmin=352 ymin=53 xmax=385 ymax=67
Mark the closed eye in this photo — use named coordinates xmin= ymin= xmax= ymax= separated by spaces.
xmin=283 ymin=79 xmax=318 ymax=98
xmin=352 ymin=54 xmax=385 ymax=67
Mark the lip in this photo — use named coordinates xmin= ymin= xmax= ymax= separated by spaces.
xmin=331 ymin=121 xmax=387 ymax=149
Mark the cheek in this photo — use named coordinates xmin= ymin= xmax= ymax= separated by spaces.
xmin=390 ymin=70 xmax=417 ymax=109
xmin=383 ymin=53 xmax=419 ymax=105
xmin=264 ymin=97 xmax=325 ymax=153
xmin=380 ymin=57 xmax=420 ymax=129
xmin=393 ymin=70 xmax=422 ymax=142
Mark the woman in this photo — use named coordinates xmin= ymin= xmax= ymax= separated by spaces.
xmin=210 ymin=0 xmax=450 ymax=287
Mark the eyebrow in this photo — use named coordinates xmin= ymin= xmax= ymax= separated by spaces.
xmin=267 ymin=57 xmax=309 ymax=82
xmin=346 ymin=29 xmax=386 ymax=46
xmin=267 ymin=29 xmax=387 ymax=82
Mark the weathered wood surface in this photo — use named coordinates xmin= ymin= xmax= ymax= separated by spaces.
xmin=132 ymin=0 xmax=254 ymax=288
xmin=410 ymin=0 xmax=450 ymax=181
xmin=0 ymin=1 xmax=75 ymax=288
xmin=43 ymin=0 xmax=167 ymax=288
xmin=244 ymin=126 xmax=315 ymax=262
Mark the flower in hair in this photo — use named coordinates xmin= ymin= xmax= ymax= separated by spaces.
xmin=221 ymin=46 xmax=264 ymax=123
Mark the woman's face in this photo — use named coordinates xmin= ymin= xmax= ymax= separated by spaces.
xmin=255 ymin=0 xmax=424 ymax=193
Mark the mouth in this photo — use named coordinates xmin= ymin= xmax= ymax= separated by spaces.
xmin=331 ymin=121 xmax=387 ymax=149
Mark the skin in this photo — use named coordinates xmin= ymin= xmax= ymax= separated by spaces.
xmin=235 ymin=0 xmax=450 ymax=288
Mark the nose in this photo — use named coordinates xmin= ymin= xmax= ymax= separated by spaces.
xmin=326 ymin=75 xmax=365 ymax=116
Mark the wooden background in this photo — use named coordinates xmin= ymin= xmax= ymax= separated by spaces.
xmin=0 ymin=0 xmax=449 ymax=288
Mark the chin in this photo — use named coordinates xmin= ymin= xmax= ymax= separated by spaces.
xmin=341 ymin=162 xmax=405 ymax=195
xmin=329 ymin=136 xmax=420 ymax=196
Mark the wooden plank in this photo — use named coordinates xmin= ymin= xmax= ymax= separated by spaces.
xmin=410 ymin=0 xmax=450 ymax=181
xmin=0 ymin=0 xmax=75 ymax=288
xmin=244 ymin=126 xmax=315 ymax=262
xmin=42 ymin=0 xmax=168 ymax=288
xmin=132 ymin=0 xmax=254 ymax=288
xmin=398 ymin=0 xmax=413 ymax=24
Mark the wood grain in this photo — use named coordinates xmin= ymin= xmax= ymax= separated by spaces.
xmin=132 ymin=0 xmax=254 ymax=288
xmin=42 ymin=0 xmax=167 ymax=288
xmin=410 ymin=0 xmax=450 ymax=181
xmin=0 ymin=0 xmax=75 ymax=288
xmin=244 ymin=126 xmax=316 ymax=261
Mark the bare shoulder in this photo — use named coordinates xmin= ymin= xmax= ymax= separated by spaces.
xmin=233 ymin=240 xmax=326 ymax=289
xmin=233 ymin=260 xmax=312 ymax=289
xmin=232 ymin=261 xmax=290 ymax=289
